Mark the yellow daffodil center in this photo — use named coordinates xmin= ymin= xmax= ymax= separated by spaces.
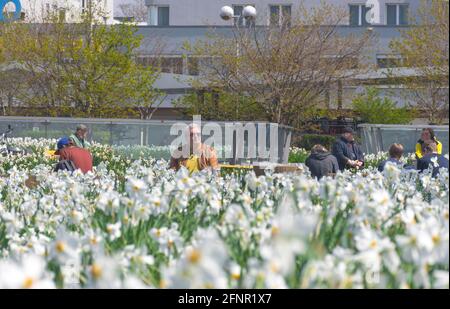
xmin=271 ymin=226 xmax=280 ymax=237
xmin=432 ymin=234 xmax=441 ymax=245
xmin=55 ymin=241 xmax=66 ymax=253
xmin=22 ymin=277 xmax=34 ymax=288
xmin=159 ymin=280 xmax=167 ymax=288
xmin=188 ymin=249 xmax=201 ymax=264
xmin=91 ymin=264 xmax=102 ymax=279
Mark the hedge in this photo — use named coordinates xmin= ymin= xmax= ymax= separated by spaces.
xmin=294 ymin=134 xmax=336 ymax=151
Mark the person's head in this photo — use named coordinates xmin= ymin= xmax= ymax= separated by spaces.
xmin=388 ymin=143 xmax=404 ymax=159
xmin=342 ymin=127 xmax=355 ymax=141
xmin=423 ymin=141 xmax=438 ymax=154
xmin=76 ymin=124 xmax=88 ymax=139
xmin=187 ymin=123 xmax=201 ymax=146
xmin=311 ymin=144 xmax=328 ymax=154
xmin=56 ymin=137 xmax=73 ymax=154
xmin=421 ymin=128 xmax=435 ymax=142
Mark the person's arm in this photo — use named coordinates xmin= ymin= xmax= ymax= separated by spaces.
xmin=69 ymin=134 xmax=77 ymax=147
xmin=378 ymin=161 xmax=385 ymax=172
xmin=169 ymin=156 xmax=179 ymax=170
xmin=356 ymin=144 xmax=365 ymax=165
xmin=169 ymin=146 xmax=184 ymax=171
xmin=437 ymin=141 xmax=443 ymax=155
xmin=207 ymin=147 xmax=219 ymax=170
xmin=417 ymin=158 xmax=426 ymax=172
xmin=415 ymin=143 xmax=423 ymax=159
xmin=305 ymin=157 xmax=311 ymax=169
xmin=59 ymin=149 xmax=67 ymax=161
xmin=332 ymin=141 xmax=351 ymax=166
xmin=331 ymin=156 xmax=339 ymax=175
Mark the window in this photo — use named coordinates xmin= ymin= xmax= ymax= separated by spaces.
xmin=59 ymin=9 xmax=66 ymax=22
xmin=269 ymin=5 xmax=292 ymax=26
xmin=387 ymin=4 xmax=408 ymax=26
xmin=281 ymin=5 xmax=292 ymax=27
xmin=233 ymin=5 xmax=244 ymax=27
xmin=377 ymin=54 xmax=404 ymax=68
xmin=269 ymin=5 xmax=280 ymax=26
xmin=137 ymin=56 xmax=182 ymax=74
xmin=160 ymin=57 xmax=182 ymax=74
xmin=232 ymin=5 xmax=255 ymax=27
xmin=81 ymin=0 xmax=87 ymax=14
xmin=349 ymin=4 xmax=371 ymax=26
xmin=187 ymin=57 xmax=199 ymax=76
xmin=158 ymin=7 xmax=169 ymax=26
xmin=322 ymin=55 xmax=359 ymax=69
xmin=149 ymin=6 xmax=170 ymax=26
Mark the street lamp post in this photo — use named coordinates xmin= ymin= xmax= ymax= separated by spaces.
xmin=220 ymin=5 xmax=257 ymax=25
xmin=219 ymin=5 xmax=257 ymax=165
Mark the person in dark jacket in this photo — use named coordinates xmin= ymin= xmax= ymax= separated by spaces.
xmin=378 ymin=143 xmax=414 ymax=172
xmin=305 ymin=145 xmax=339 ymax=179
xmin=417 ymin=141 xmax=449 ymax=177
xmin=332 ymin=127 xmax=364 ymax=171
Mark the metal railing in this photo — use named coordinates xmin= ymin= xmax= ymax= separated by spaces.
xmin=0 ymin=116 xmax=293 ymax=163
xmin=358 ymin=124 xmax=449 ymax=154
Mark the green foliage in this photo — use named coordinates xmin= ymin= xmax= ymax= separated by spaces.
xmin=352 ymin=87 xmax=416 ymax=124
xmin=175 ymin=90 xmax=266 ymax=121
xmin=295 ymin=134 xmax=336 ymax=151
xmin=288 ymin=148 xmax=310 ymax=163
xmin=0 ymin=4 xmax=160 ymax=119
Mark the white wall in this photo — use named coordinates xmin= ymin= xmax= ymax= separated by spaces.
xmin=143 ymin=0 xmax=421 ymax=26
xmin=11 ymin=0 xmax=114 ymax=23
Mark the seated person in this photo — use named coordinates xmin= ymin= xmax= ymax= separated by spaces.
xmin=55 ymin=137 xmax=93 ymax=174
xmin=305 ymin=144 xmax=339 ymax=179
xmin=169 ymin=124 xmax=219 ymax=175
xmin=417 ymin=141 xmax=449 ymax=177
xmin=332 ymin=127 xmax=365 ymax=171
xmin=378 ymin=143 xmax=414 ymax=172
xmin=69 ymin=124 xmax=91 ymax=149
xmin=415 ymin=128 xmax=442 ymax=159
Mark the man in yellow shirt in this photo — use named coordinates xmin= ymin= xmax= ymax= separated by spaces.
xmin=169 ymin=124 xmax=219 ymax=175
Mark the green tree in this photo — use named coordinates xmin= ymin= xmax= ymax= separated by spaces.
xmin=0 ymin=2 xmax=160 ymax=118
xmin=175 ymin=88 xmax=266 ymax=121
xmin=390 ymin=0 xmax=449 ymax=124
xmin=352 ymin=87 xmax=416 ymax=124
xmin=125 ymin=63 xmax=163 ymax=120
xmin=183 ymin=3 xmax=373 ymax=127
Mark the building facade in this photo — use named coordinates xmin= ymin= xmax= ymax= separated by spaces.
xmin=125 ymin=0 xmax=447 ymax=122
xmin=3 ymin=1 xmax=448 ymax=122
xmin=143 ymin=0 xmax=420 ymax=27
xmin=7 ymin=0 xmax=114 ymax=23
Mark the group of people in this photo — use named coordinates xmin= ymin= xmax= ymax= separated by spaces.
xmin=305 ymin=127 xmax=448 ymax=179
xmin=53 ymin=124 xmax=447 ymax=179
xmin=54 ymin=125 xmax=93 ymax=174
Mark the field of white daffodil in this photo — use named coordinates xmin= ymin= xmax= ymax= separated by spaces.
xmin=0 ymin=137 xmax=448 ymax=289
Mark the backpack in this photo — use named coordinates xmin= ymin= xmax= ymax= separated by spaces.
xmin=55 ymin=160 xmax=77 ymax=173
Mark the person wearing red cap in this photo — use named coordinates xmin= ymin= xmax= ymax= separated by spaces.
xmin=55 ymin=137 xmax=93 ymax=174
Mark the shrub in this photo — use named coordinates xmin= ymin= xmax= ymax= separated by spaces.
xmin=352 ymin=87 xmax=416 ymax=124
xmin=288 ymin=147 xmax=309 ymax=163
xmin=295 ymin=134 xmax=336 ymax=151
